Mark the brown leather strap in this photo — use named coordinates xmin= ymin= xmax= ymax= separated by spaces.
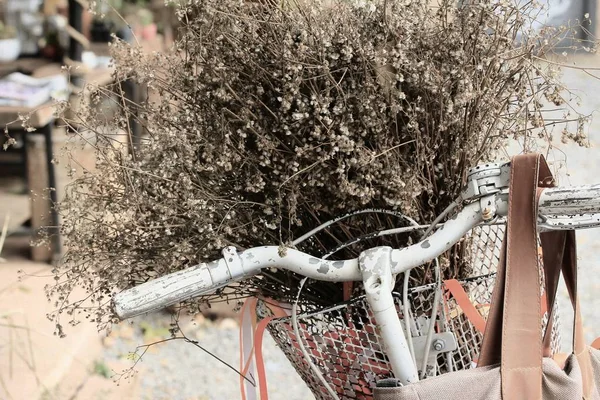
xmin=532 ymin=227 xmax=594 ymax=396
xmin=479 ymin=236 xmax=556 ymax=360
xmin=477 ymin=154 xmax=546 ymax=398
xmin=539 ymin=231 xmax=567 ymax=356
xmin=478 ymin=154 xmax=595 ymax=398
xmin=479 ymin=155 xmax=556 ymax=369
xmin=477 ymin=235 xmax=506 ymax=366
xmin=499 ymin=154 xmax=546 ymax=399
xmin=533 ymin=221 xmax=595 ymax=397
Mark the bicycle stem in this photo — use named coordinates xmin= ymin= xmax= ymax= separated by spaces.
xmin=360 ymin=247 xmax=420 ymax=384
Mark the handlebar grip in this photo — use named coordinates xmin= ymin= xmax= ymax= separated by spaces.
xmin=113 ymin=245 xmax=362 ymax=320
xmin=113 ymin=260 xmax=229 ymax=319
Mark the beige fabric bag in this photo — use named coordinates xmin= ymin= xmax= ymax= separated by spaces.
xmin=374 ymin=154 xmax=600 ymax=400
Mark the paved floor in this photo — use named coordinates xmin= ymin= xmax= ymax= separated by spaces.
xmin=0 ymin=237 xmax=141 ymax=400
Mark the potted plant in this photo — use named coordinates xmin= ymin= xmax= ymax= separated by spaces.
xmin=0 ymin=22 xmax=20 ymax=63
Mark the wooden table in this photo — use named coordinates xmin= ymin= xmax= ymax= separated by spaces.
xmin=1 ymin=38 xmax=165 ymax=261
xmin=0 ymin=58 xmax=114 ymax=261
xmin=0 ymin=58 xmax=114 ymax=127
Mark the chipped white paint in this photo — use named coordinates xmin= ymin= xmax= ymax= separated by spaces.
xmin=238 ymin=247 xmax=361 ymax=281
xmin=539 ymin=184 xmax=600 ymax=214
xmin=390 ymin=202 xmax=484 ymax=275
xmin=114 ymin=184 xmax=600 ymax=320
xmin=538 ymin=185 xmax=600 ymax=230
xmin=114 ymin=247 xmax=361 ymax=319
xmin=114 ymin=257 xmax=238 ymax=319
xmin=359 ymin=247 xmax=419 ymax=384
xmin=492 ymin=186 xmax=600 ymax=230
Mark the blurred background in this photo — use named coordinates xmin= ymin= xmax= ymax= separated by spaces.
xmin=0 ymin=0 xmax=599 ymax=399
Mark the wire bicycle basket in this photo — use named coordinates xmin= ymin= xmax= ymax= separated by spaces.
xmin=260 ymin=224 xmax=562 ymax=400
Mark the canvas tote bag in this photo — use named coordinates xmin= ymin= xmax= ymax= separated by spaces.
xmin=374 ymin=153 xmax=600 ymax=400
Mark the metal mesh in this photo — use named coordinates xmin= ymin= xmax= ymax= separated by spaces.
xmin=267 ymin=295 xmax=417 ymax=399
xmin=264 ymin=224 xmax=562 ymax=400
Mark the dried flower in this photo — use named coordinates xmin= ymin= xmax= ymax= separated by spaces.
xmin=47 ymin=0 xmax=593 ymax=332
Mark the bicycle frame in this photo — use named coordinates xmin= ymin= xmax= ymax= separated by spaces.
xmin=112 ymin=162 xmax=600 ymax=386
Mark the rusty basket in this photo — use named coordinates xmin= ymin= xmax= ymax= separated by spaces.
xmin=260 ymin=224 xmax=562 ymax=400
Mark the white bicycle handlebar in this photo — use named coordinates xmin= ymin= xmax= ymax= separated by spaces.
xmin=113 ymin=184 xmax=600 ymax=319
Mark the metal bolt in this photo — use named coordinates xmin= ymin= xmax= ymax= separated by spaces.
xmin=482 ymin=207 xmax=494 ymax=221
xmin=432 ymin=339 xmax=445 ymax=351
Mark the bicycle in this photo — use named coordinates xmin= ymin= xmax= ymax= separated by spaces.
xmin=112 ymin=160 xmax=600 ymax=399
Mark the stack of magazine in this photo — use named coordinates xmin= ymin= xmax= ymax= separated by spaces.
xmin=0 ymin=72 xmax=69 ymax=108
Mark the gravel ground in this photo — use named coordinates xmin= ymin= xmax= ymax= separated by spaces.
xmin=102 ymin=54 xmax=600 ymax=400
xmin=103 ymin=313 xmax=314 ymax=400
